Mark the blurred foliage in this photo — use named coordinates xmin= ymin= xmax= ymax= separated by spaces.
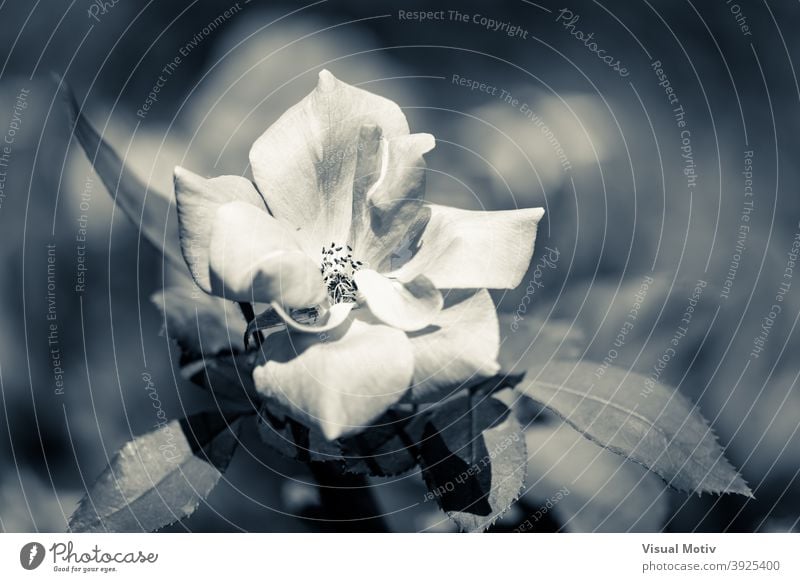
xmin=1 ymin=0 xmax=799 ymax=531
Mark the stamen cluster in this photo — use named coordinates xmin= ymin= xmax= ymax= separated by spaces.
xmin=321 ymin=242 xmax=363 ymax=303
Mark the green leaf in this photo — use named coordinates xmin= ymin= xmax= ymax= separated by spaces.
xmin=419 ymin=394 xmax=527 ymax=532
xmin=59 ymin=79 xmax=184 ymax=267
xmin=69 ymin=411 xmax=243 ymax=532
xmin=518 ymin=361 xmax=752 ymax=496
xmin=524 ymin=422 xmax=669 ymax=532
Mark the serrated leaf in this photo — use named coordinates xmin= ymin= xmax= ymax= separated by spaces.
xmin=269 ymin=376 xmax=527 ymax=478
xmin=518 ymin=361 xmax=752 ymax=496
xmin=419 ymin=394 xmax=527 ymax=532
xmin=256 ymin=406 xmax=343 ymax=462
xmin=340 ymin=408 xmax=423 ymax=477
xmin=59 ymin=79 xmax=184 ymax=268
xmin=185 ymin=351 xmax=260 ymax=406
xmin=69 ymin=411 xmax=243 ymax=532
xmin=524 ymin=422 xmax=669 ymax=532
xmin=151 ymin=287 xmax=247 ymax=358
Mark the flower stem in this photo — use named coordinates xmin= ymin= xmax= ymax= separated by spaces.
xmin=308 ymin=462 xmax=389 ymax=532
xmin=238 ymin=301 xmax=256 ymax=322
xmin=238 ymin=301 xmax=264 ymax=346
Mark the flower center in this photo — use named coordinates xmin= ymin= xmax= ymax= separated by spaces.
xmin=320 ymin=242 xmax=363 ymax=304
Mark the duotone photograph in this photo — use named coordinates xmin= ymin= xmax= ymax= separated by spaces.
xmin=0 ymin=1 xmax=798 ymax=561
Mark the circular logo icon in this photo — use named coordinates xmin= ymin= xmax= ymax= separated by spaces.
xmin=20 ymin=542 xmax=46 ymax=570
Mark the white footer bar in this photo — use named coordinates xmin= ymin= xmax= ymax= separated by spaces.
xmin=1 ymin=533 xmax=797 ymax=581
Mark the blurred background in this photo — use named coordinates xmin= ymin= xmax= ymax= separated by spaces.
xmin=0 ymin=0 xmax=798 ymax=532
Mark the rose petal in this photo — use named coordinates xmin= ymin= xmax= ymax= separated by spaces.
xmin=174 ymin=166 xmax=267 ymax=292
xmin=249 ymin=69 xmax=412 ymax=252
xmin=253 ymin=316 xmax=414 ymax=440
xmin=407 ymin=289 xmax=500 ymax=403
xmin=350 ymin=131 xmax=436 ymax=272
xmin=208 ymin=201 xmax=326 ymax=307
xmin=390 ymin=205 xmax=545 ymax=290
xmin=349 ymin=124 xmax=384 ymax=242
xmin=353 ymin=269 xmax=443 ymax=332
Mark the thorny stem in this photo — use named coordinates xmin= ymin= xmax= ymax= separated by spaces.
xmin=309 ymin=462 xmax=390 ymax=532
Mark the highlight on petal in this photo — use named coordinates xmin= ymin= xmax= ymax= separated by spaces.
xmin=253 ymin=316 xmax=414 ymax=441
xmin=353 ymin=133 xmax=436 ymax=272
xmin=208 ymin=201 xmax=326 ymax=308
xmin=174 ymin=167 xmax=267 ymax=292
xmin=353 ymin=269 xmax=443 ymax=332
xmin=390 ymin=205 xmax=545 ymax=290
xmin=407 ymin=289 xmax=501 ymax=403
xmin=249 ymin=69 xmax=412 ymax=251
